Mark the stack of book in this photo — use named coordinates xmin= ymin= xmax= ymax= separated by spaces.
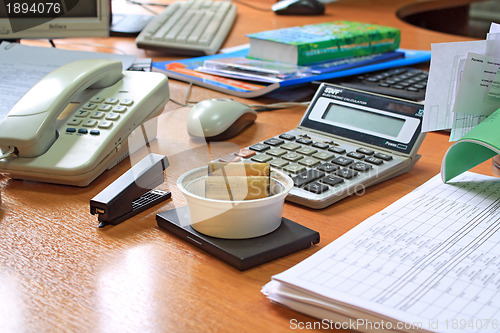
xmin=152 ymin=21 xmax=431 ymax=98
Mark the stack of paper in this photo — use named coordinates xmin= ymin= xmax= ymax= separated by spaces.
xmin=262 ymin=172 xmax=500 ymax=333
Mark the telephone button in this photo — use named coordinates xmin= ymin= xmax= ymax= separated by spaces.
xmin=98 ymin=104 xmax=113 ymax=112
xmin=75 ymin=110 xmax=90 ymax=118
xmin=66 ymin=128 xmax=77 ymax=133
xmin=105 ymin=97 xmax=119 ymax=104
xmin=98 ymin=121 xmax=113 ymax=129
xmin=78 ymin=129 xmax=88 ymax=134
xmin=90 ymin=130 xmax=100 ymax=135
xmin=67 ymin=118 xmax=82 ymax=126
xmin=83 ymin=120 xmax=98 ymax=127
xmin=105 ymin=113 xmax=120 ymax=121
xmin=120 ymin=99 xmax=134 ymax=106
xmin=90 ymin=111 xmax=105 ymax=119
xmin=90 ymin=96 xmax=105 ymax=103
xmin=113 ymin=105 xmax=127 ymax=113
xmin=83 ymin=103 xmax=98 ymax=110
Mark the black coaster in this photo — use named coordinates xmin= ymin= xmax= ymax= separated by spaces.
xmin=156 ymin=206 xmax=320 ymax=271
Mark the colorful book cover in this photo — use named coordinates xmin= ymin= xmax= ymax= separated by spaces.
xmin=247 ymin=21 xmax=401 ymax=65
xmin=152 ymin=47 xmax=430 ymax=98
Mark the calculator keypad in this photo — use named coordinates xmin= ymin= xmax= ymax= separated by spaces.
xmin=226 ymin=130 xmax=406 ymax=208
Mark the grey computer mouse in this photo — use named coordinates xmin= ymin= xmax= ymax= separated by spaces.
xmin=186 ymin=99 xmax=257 ymax=141
xmin=272 ymin=0 xmax=325 ymax=15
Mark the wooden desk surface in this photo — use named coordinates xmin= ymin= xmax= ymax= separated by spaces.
xmin=0 ymin=1 xmax=495 ymax=331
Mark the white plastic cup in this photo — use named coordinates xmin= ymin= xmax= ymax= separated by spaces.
xmin=177 ymin=166 xmax=293 ymax=239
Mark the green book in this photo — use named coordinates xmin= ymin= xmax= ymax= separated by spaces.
xmin=247 ymin=21 xmax=401 ymax=66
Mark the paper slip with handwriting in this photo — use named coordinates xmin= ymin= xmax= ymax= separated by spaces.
xmin=263 ymin=172 xmax=500 ymax=332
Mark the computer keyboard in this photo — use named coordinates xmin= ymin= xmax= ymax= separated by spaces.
xmin=136 ymin=0 xmax=237 ymax=55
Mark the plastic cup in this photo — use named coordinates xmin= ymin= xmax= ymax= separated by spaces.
xmin=177 ymin=166 xmax=293 ymax=239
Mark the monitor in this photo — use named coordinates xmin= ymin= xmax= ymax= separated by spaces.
xmin=0 ymin=0 xmax=109 ymax=39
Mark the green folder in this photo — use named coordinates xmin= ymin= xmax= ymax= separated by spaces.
xmin=441 ymin=108 xmax=500 ymax=182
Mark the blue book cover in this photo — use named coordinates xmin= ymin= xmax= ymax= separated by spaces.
xmin=152 ymin=48 xmax=431 ymax=98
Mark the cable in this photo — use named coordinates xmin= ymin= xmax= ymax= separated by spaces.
xmin=230 ymin=0 xmax=272 ymax=12
xmin=0 ymin=147 xmax=17 ymax=160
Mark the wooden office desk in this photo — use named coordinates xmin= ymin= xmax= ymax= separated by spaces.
xmin=0 ymin=1 xmax=496 ymax=331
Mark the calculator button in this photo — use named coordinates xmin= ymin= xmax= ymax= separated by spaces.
xmin=266 ymin=148 xmax=287 ymax=157
xmin=350 ymin=162 xmax=372 ymax=172
xmin=317 ymin=163 xmax=339 ymax=173
xmin=282 ymin=152 xmax=303 ymax=162
xmin=296 ymin=137 xmax=312 ymax=145
xmin=298 ymin=157 xmax=320 ymax=167
xmin=365 ymin=156 xmax=384 ymax=165
xmin=263 ymin=138 xmax=284 ymax=146
xmin=312 ymin=142 xmax=329 ymax=149
xmin=336 ymin=168 xmax=358 ymax=179
xmin=279 ymin=133 xmax=296 ymax=140
xmin=332 ymin=156 xmax=353 ymax=166
xmin=218 ymin=154 xmax=241 ymax=163
xmin=296 ymin=147 xmax=317 ymax=156
xmin=356 ymin=148 xmax=374 ymax=155
xmin=281 ymin=142 xmax=301 ymax=151
xmin=283 ymin=163 xmax=306 ymax=174
xmin=269 ymin=158 xmax=289 ymax=168
xmin=249 ymin=144 xmax=270 ymax=152
xmin=346 ymin=152 xmax=365 ymax=160
xmin=320 ymin=175 xmax=344 ymax=187
xmin=251 ymin=154 xmax=273 ymax=163
xmin=292 ymin=169 xmax=325 ymax=187
xmin=329 ymin=146 xmax=346 ymax=154
xmin=374 ymin=152 xmax=393 ymax=161
xmin=312 ymin=151 xmax=335 ymax=160
xmin=303 ymin=181 xmax=329 ymax=194
xmin=234 ymin=149 xmax=255 ymax=158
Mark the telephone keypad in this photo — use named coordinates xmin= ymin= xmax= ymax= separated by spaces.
xmin=65 ymin=96 xmax=133 ymax=135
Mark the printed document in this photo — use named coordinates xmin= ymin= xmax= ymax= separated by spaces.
xmin=263 ymin=172 xmax=500 ymax=332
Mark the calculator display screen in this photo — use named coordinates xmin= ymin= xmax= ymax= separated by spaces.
xmin=322 ymin=104 xmax=405 ymax=137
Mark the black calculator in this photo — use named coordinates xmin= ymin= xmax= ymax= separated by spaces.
xmin=316 ymin=67 xmax=428 ymax=102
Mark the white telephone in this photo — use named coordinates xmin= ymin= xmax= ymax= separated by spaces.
xmin=0 ymin=59 xmax=170 ymax=186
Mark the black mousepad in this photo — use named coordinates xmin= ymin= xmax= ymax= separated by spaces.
xmin=156 ymin=206 xmax=320 ymax=270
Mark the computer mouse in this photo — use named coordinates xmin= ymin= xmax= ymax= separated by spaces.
xmin=272 ymin=0 xmax=325 ymax=15
xmin=186 ymin=99 xmax=257 ymax=141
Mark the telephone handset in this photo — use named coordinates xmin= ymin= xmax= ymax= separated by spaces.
xmin=0 ymin=59 xmax=170 ymax=186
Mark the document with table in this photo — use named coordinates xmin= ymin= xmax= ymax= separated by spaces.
xmin=263 ymin=172 xmax=500 ymax=332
